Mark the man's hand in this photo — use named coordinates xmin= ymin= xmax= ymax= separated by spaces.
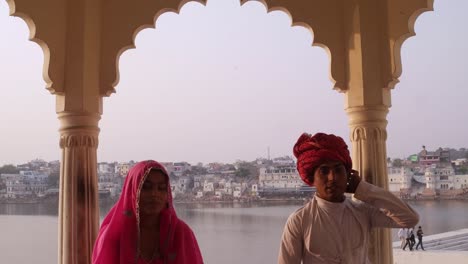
xmin=345 ymin=169 xmax=361 ymax=193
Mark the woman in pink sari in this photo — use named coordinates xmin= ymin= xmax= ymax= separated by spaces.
xmin=92 ymin=160 xmax=204 ymax=264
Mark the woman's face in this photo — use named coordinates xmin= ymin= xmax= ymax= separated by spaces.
xmin=139 ymin=170 xmax=168 ymax=216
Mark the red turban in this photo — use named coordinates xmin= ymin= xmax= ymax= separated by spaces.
xmin=293 ymin=132 xmax=352 ymax=186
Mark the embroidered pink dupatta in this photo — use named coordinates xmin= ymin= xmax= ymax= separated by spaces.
xmin=92 ymin=160 xmax=203 ymax=264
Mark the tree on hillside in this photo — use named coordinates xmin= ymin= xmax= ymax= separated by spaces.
xmin=235 ymin=162 xmax=258 ymax=180
xmin=48 ymin=172 xmax=60 ymax=188
xmin=392 ymin=158 xmax=403 ymax=168
xmin=456 ymin=166 xmax=468 ymax=175
xmin=191 ymin=164 xmax=208 ymax=175
xmin=183 ymin=166 xmax=208 ymax=176
xmin=235 ymin=167 xmax=250 ymax=178
xmin=0 ymin=179 xmax=5 ymax=190
xmin=0 ymin=164 xmax=19 ymax=174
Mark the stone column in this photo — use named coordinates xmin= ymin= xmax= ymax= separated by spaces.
xmin=346 ymin=105 xmax=392 ymax=263
xmin=58 ymin=112 xmax=101 ymax=264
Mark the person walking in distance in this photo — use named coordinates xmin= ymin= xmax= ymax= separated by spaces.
xmin=402 ymin=228 xmax=413 ymax=251
xmin=398 ymin=228 xmax=407 ymax=249
xmin=416 ymin=226 xmax=425 ymax=250
xmin=409 ymin=228 xmax=416 ymax=249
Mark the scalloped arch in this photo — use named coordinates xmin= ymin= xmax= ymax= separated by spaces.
xmin=107 ymin=0 xmax=338 ymax=96
xmin=6 ymin=0 xmax=54 ymax=93
xmin=108 ymin=0 xmax=207 ymax=96
xmin=388 ymin=0 xmax=434 ymax=90
xmin=242 ymin=0 xmax=340 ymax=92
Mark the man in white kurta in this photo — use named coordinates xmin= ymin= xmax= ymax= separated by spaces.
xmin=278 ymin=180 xmax=419 ymax=264
xmin=279 ymin=132 xmax=419 ymax=264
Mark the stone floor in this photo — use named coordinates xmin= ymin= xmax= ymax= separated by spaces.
xmin=393 ymin=228 xmax=468 ymax=251
xmin=392 ymin=228 xmax=468 ymax=264
xmin=393 ymin=249 xmax=468 ymax=263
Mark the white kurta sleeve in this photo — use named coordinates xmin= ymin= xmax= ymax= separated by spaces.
xmin=353 ymin=181 xmax=419 ymax=228
xmin=278 ymin=212 xmax=303 ymax=264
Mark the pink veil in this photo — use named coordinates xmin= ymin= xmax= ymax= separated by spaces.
xmin=92 ymin=160 xmax=203 ymax=264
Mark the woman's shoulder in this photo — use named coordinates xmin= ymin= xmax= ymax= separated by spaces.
xmin=170 ymin=217 xmax=202 ymax=251
xmin=173 ymin=218 xmax=196 ymax=235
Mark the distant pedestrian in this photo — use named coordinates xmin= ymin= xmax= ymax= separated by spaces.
xmin=416 ymin=226 xmax=425 ymax=250
xmin=403 ymin=228 xmax=413 ymax=251
xmin=398 ymin=228 xmax=407 ymax=249
xmin=410 ymin=228 xmax=416 ymax=248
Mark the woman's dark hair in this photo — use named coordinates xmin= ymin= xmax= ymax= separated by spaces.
xmin=149 ymin=168 xmax=168 ymax=183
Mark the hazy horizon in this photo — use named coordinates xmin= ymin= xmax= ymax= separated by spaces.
xmin=1 ymin=0 xmax=467 ymax=166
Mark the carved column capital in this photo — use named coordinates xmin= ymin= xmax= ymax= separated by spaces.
xmin=346 ymin=106 xmax=389 ymax=143
xmin=58 ymin=112 xmax=101 ymax=148
xmin=346 ymin=105 xmax=389 ymax=181
xmin=346 ymin=105 xmax=389 ymax=124
xmin=59 ymin=134 xmax=99 ymax=149
xmin=350 ymin=126 xmax=388 ymax=144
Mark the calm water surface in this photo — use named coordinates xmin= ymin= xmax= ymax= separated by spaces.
xmin=1 ymin=200 xmax=467 ymax=264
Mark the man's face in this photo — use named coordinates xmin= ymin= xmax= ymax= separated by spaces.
xmin=312 ymin=161 xmax=348 ymax=203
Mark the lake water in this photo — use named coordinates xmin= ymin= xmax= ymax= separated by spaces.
xmin=1 ymin=200 xmax=468 ymax=264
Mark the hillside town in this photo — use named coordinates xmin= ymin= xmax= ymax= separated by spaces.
xmin=388 ymin=146 xmax=468 ymax=199
xmin=1 ymin=146 xmax=468 ymax=203
xmin=0 ymin=156 xmax=313 ymax=203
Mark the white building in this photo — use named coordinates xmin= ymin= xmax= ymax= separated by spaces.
xmin=98 ymin=163 xmax=114 ymax=174
xmin=174 ymin=176 xmax=191 ymax=193
xmin=20 ymin=170 xmax=48 ymax=181
xmin=3 ymin=172 xmax=48 ymax=198
xmin=233 ymin=186 xmax=242 ymax=198
xmin=424 ymin=166 xmax=456 ymax=191
xmin=173 ymin=162 xmax=191 ymax=177
xmin=203 ymin=181 xmax=214 ymax=193
xmin=272 ymin=156 xmax=295 ymax=166
xmin=258 ymin=166 xmax=302 ymax=189
xmin=453 ymin=175 xmax=468 ymax=190
xmin=417 ymin=166 xmax=468 ymax=197
xmin=388 ymin=167 xmax=413 ymax=192
xmin=170 ymin=183 xmax=177 ymax=197
xmin=98 ymin=172 xmax=121 ymax=196
xmin=452 ymin=158 xmax=468 ymax=166
xmin=5 ymin=176 xmax=32 ymax=198
xmin=193 ymin=175 xmax=203 ymax=189
xmin=251 ymin=184 xmax=258 ymax=196
xmin=115 ymin=162 xmax=131 ymax=177
xmin=28 ymin=159 xmax=48 ymax=169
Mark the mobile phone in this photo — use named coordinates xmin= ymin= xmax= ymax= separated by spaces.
xmin=346 ymin=171 xmax=352 ymax=192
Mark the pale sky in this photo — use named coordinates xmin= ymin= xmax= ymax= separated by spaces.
xmin=0 ymin=0 xmax=467 ymax=166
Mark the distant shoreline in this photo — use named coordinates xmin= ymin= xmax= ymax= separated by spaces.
xmin=2 ymin=196 xmax=468 ymax=205
xmin=0 ymin=197 xmax=307 ymax=205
